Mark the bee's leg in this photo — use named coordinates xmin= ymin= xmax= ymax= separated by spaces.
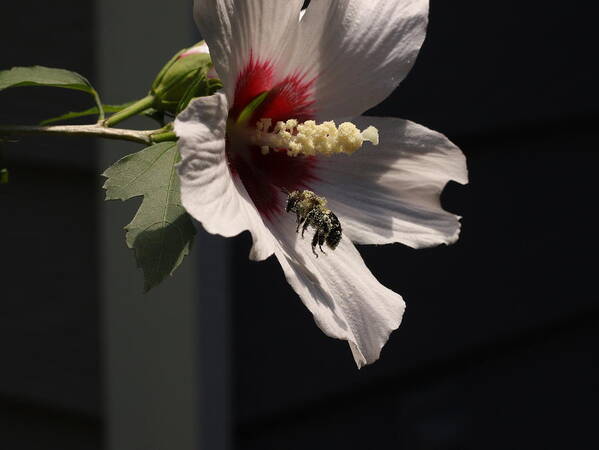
xmin=302 ymin=219 xmax=310 ymax=238
xmin=302 ymin=210 xmax=316 ymax=238
xmin=296 ymin=218 xmax=303 ymax=233
xmin=318 ymin=231 xmax=327 ymax=254
xmin=311 ymin=230 xmax=320 ymax=257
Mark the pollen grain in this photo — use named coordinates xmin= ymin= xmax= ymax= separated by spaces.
xmin=253 ymin=118 xmax=379 ymax=157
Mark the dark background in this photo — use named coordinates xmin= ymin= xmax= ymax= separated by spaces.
xmin=1 ymin=1 xmax=598 ymax=449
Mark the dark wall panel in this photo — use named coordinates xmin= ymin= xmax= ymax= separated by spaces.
xmin=238 ymin=312 xmax=598 ymax=450
xmin=0 ymin=0 xmax=98 ymax=170
xmin=0 ymin=1 xmax=101 ymax=448
xmin=232 ymin=1 xmax=599 ymax=449
xmin=0 ymin=165 xmax=100 ymax=414
xmin=232 ymin=134 xmax=599 ymax=422
xmin=374 ymin=1 xmax=598 ymax=137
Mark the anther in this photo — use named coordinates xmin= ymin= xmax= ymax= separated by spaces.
xmin=252 ymin=118 xmax=379 ymax=157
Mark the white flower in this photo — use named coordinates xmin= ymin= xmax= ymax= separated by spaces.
xmin=175 ymin=0 xmax=468 ymax=368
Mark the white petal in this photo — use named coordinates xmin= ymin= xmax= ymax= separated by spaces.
xmin=313 ymin=117 xmax=468 ymax=248
xmin=193 ymin=0 xmax=304 ymax=99
xmin=294 ymin=0 xmax=429 ymax=119
xmin=181 ymin=41 xmax=210 ymax=57
xmin=175 ymin=92 xmax=274 ymax=261
xmin=270 ymin=213 xmax=405 ymax=368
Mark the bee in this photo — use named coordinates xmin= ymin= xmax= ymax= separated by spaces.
xmin=284 ymin=189 xmax=342 ymax=257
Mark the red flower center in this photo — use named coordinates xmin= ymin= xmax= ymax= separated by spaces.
xmin=226 ymin=57 xmax=318 ymax=220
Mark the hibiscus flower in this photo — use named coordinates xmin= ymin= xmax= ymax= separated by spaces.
xmin=175 ymin=0 xmax=468 ymax=368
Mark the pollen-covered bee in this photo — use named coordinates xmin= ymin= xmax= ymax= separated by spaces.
xmin=284 ymin=189 xmax=342 ymax=257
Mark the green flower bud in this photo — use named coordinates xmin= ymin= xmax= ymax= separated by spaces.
xmin=151 ymin=41 xmax=217 ymax=113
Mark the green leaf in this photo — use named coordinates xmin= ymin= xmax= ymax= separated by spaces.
xmin=0 ymin=66 xmax=92 ymax=92
xmin=102 ymin=142 xmax=196 ymax=291
xmin=0 ymin=66 xmax=104 ymax=119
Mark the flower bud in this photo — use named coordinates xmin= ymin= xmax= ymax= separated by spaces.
xmin=178 ymin=43 xmax=219 ymax=78
xmin=151 ymin=41 xmax=217 ymax=113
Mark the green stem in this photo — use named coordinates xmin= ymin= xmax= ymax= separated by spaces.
xmin=0 ymin=124 xmax=160 ymax=145
xmin=103 ymin=95 xmax=155 ymax=127
xmin=151 ymin=131 xmax=178 ymax=143
xmin=91 ymin=89 xmax=105 ymax=122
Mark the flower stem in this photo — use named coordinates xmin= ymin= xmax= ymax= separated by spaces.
xmin=103 ymin=94 xmax=156 ymax=127
xmin=0 ymin=124 xmax=159 ymax=145
xmin=91 ymin=89 xmax=105 ymax=122
xmin=151 ymin=131 xmax=177 ymax=143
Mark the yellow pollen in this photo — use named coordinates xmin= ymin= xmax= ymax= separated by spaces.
xmin=252 ymin=118 xmax=379 ymax=157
